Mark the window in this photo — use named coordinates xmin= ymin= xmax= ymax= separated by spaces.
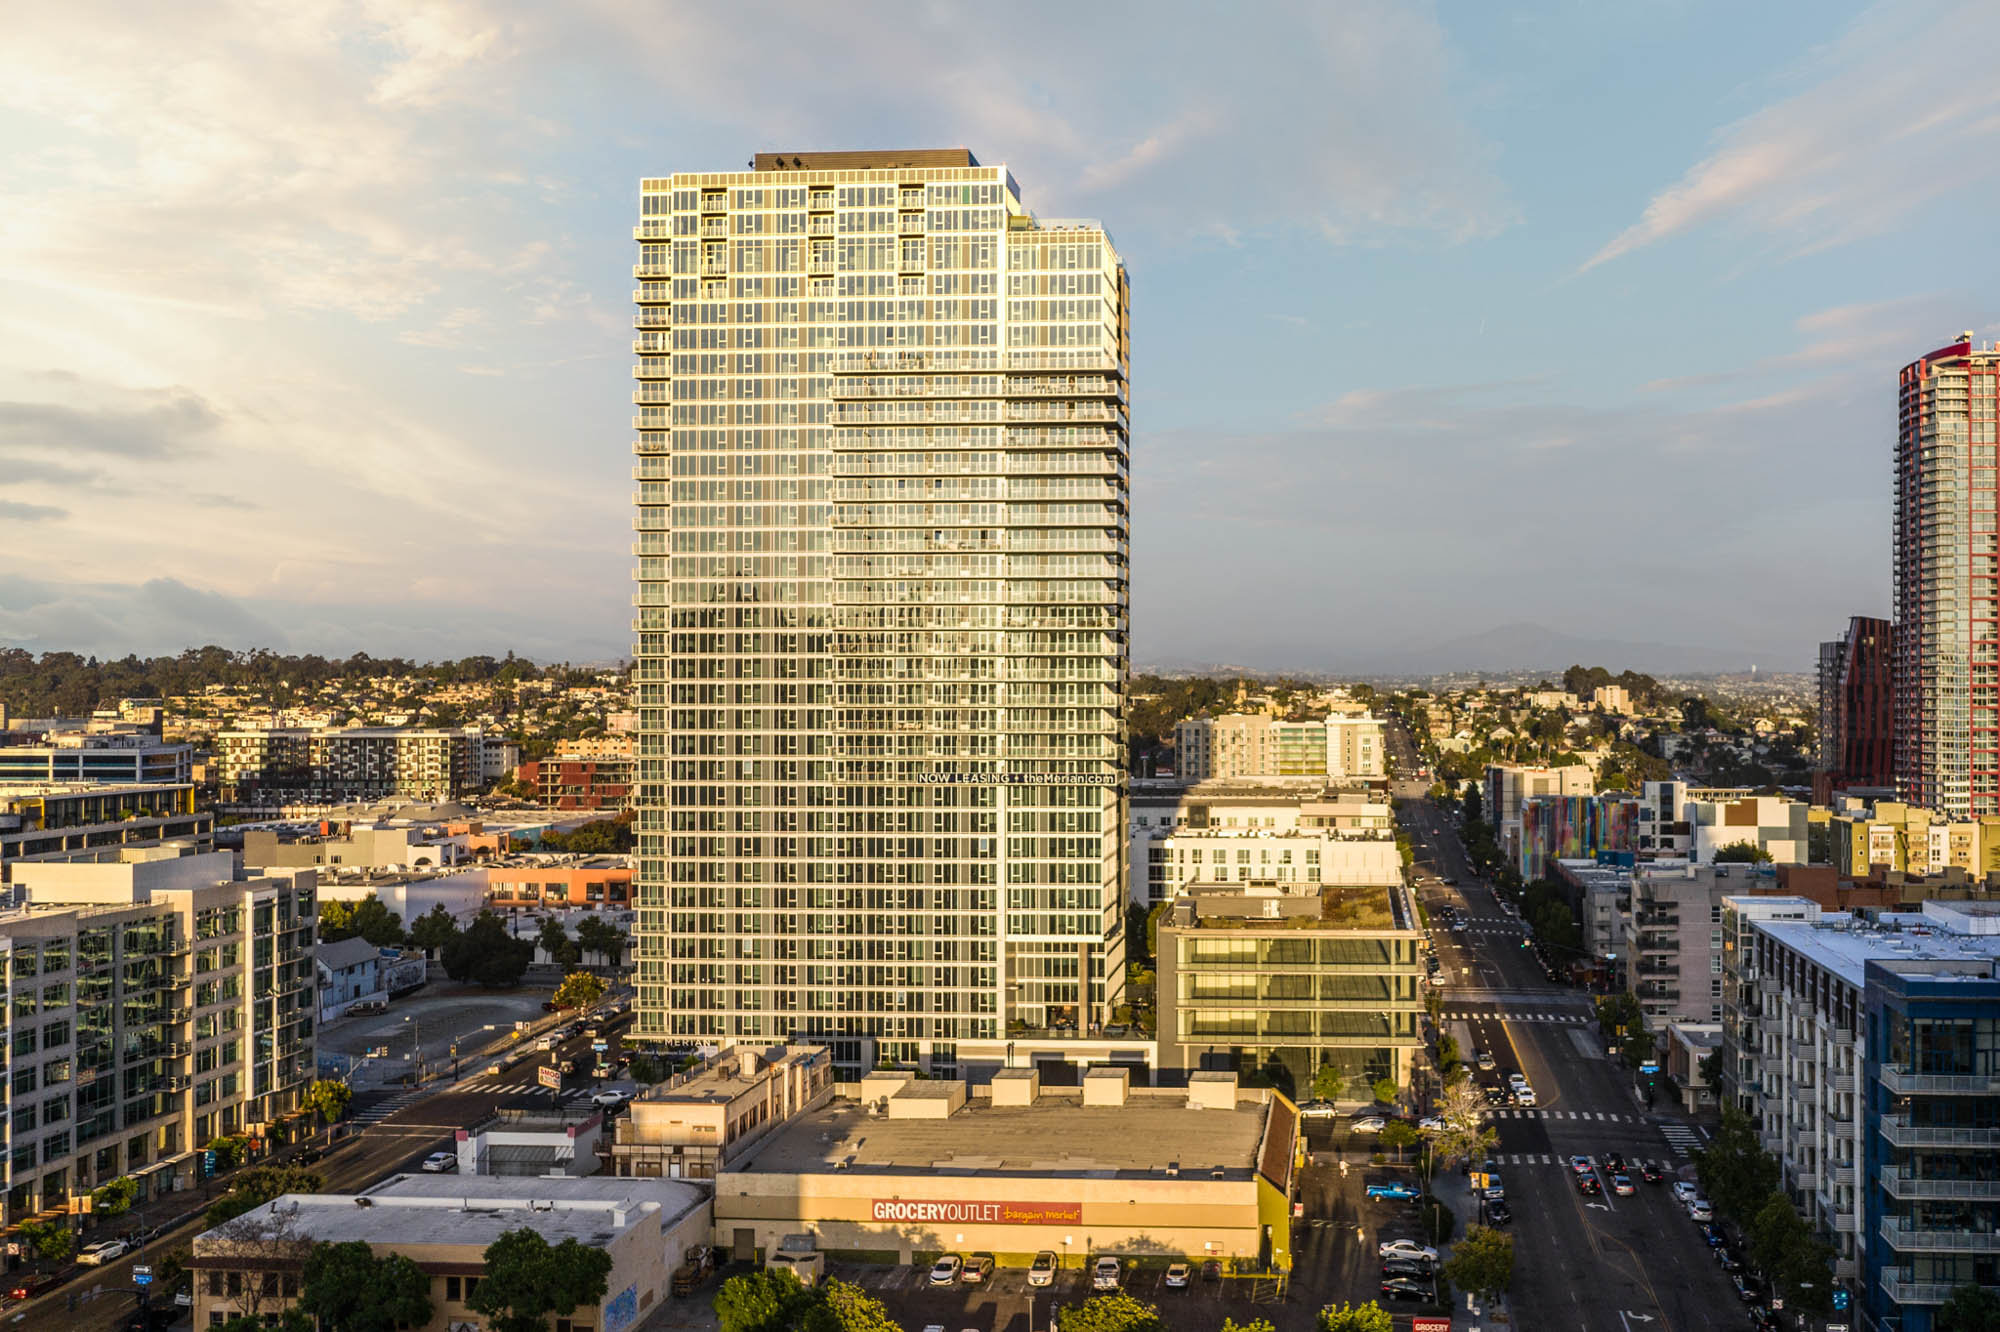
xmin=447 ymin=1277 xmax=462 ymax=1302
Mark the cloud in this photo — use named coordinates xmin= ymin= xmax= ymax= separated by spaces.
xmin=0 ymin=500 xmax=65 ymax=522
xmin=1585 ymin=0 xmax=2000 ymax=269
xmin=0 ymin=575 xmax=289 ymax=655
xmin=0 ymin=388 xmax=223 ymax=458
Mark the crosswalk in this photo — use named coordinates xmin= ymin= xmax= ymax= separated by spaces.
xmin=1454 ymin=1010 xmax=1589 ymax=1024
xmin=458 ymin=1077 xmax=553 ymax=1095
xmin=1483 ymin=1152 xmax=1672 ymax=1171
xmin=1660 ymin=1122 xmax=1707 ymax=1158
xmin=352 ymin=1088 xmax=427 ymax=1125
xmin=1482 ymin=1108 xmax=1640 ymax=1123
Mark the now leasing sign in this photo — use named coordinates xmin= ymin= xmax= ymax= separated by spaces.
xmin=870 ymin=1198 xmax=1083 ymax=1226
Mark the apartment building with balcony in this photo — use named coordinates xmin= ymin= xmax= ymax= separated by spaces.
xmin=216 ymin=726 xmax=496 ymax=804
xmin=516 ymin=753 xmax=633 ymax=812
xmin=1484 ymin=764 xmax=1595 ymax=867
xmin=1862 ymin=910 xmax=2000 ymax=1332
xmin=1155 ymin=881 xmax=1426 ymax=1095
xmin=1131 ymin=785 xmax=1398 ymax=907
xmin=0 ymin=783 xmax=212 ymax=879
xmin=1627 ymin=861 xmax=1775 ymax=1023
xmin=0 ymin=849 xmax=317 ymax=1225
xmin=1173 ymin=714 xmax=1386 ymax=782
xmin=632 ymin=150 xmax=1130 ymax=1081
xmin=1717 ymin=896 xmax=2000 ymax=1315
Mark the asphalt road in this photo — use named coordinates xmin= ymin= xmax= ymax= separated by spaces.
xmin=9 ymin=1011 xmax=638 ymax=1332
xmin=1396 ymin=780 xmax=1742 ymax=1332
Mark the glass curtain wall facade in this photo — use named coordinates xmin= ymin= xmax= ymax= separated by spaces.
xmin=632 ymin=150 xmax=1129 ymax=1076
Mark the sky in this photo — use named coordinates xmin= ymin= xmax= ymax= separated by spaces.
xmin=3 ymin=0 xmax=1998 ymax=673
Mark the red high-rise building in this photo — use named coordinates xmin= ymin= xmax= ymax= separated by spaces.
xmin=1814 ymin=616 xmax=1893 ymax=802
xmin=1894 ymin=333 xmax=2000 ymax=816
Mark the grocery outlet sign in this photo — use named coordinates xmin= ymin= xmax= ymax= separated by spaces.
xmin=870 ymin=1198 xmax=1083 ymax=1225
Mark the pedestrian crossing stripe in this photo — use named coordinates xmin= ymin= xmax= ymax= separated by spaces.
xmin=1659 ymin=1123 xmax=1705 ymax=1158
xmin=1480 ymin=1108 xmax=1636 ymax=1122
xmin=1483 ymin=1153 xmax=1677 ymax=1170
xmin=1454 ymin=1011 xmax=1588 ymax=1023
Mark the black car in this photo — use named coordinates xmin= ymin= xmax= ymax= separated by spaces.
xmin=1639 ymin=1162 xmax=1665 ymax=1183
xmin=1602 ymin=1152 xmax=1628 ymax=1174
xmin=1380 ymin=1277 xmax=1435 ymax=1302
xmin=1576 ymin=1173 xmax=1602 ymax=1195
xmin=292 ymin=1145 xmax=324 ymax=1165
xmin=1484 ymin=1087 xmax=1508 ymax=1106
xmin=1201 ymin=1260 xmax=1222 ymax=1283
xmin=1382 ymin=1258 xmax=1435 ymax=1278
xmin=1483 ymin=1199 xmax=1513 ymax=1226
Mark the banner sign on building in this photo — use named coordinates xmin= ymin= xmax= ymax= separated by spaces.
xmin=870 ymin=1198 xmax=1083 ymax=1226
xmin=1412 ymin=1318 xmax=1452 ymax=1332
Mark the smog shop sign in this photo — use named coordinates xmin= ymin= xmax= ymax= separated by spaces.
xmin=871 ymin=1198 xmax=1082 ymax=1226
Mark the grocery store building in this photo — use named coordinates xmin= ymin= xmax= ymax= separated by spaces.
xmin=712 ymin=1068 xmax=1299 ymax=1272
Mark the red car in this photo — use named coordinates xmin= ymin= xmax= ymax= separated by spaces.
xmin=8 ymin=1275 xmax=61 ymax=1302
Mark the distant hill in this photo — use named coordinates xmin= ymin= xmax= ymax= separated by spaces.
xmin=1363 ymin=622 xmax=1778 ymax=676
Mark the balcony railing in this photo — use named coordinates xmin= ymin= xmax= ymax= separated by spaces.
xmin=1879 ymin=1216 xmax=2000 ymax=1252
xmin=1879 ymin=1115 xmax=2000 ymax=1149
xmin=1880 ymin=1066 xmax=2000 ymax=1096
xmin=1881 ymin=1167 xmax=2000 ymax=1201
xmin=1879 ymin=1270 xmax=1961 ymax=1305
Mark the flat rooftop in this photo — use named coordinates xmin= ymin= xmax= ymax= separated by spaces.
xmin=1757 ymin=915 xmax=2000 ymax=988
xmin=200 ymin=1174 xmax=704 ymax=1250
xmin=737 ymin=1090 xmax=1269 ymax=1180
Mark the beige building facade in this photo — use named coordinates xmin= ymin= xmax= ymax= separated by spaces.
xmin=613 ymin=1044 xmax=834 ymax=1179
xmin=1174 ymin=714 xmax=1385 ymax=782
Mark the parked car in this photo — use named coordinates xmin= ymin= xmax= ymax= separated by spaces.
xmin=1201 ymin=1260 xmax=1223 ymax=1283
xmin=1298 ymin=1099 xmax=1338 ymax=1119
xmin=1027 ymin=1251 xmax=1057 ymax=1287
xmin=591 ymin=1090 xmax=630 ymax=1110
xmin=8 ymin=1274 xmax=62 ymax=1301
xmin=1380 ymin=1277 xmax=1435 ymax=1302
xmin=1483 ymin=1199 xmax=1513 ymax=1226
xmin=420 ymin=1151 xmax=457 ymax=1173
xmin=927 ymin=1256 xmax=961 ymax=1287
xmin=1365 ymin=1181 xmax=1422 ymax=1201
xmin=1378 ymin=1240 xmax=1439 ymax=1263
xmin=1092 ymin=1257 xmax=1121 ymax=1291
xmin=77 ymin=1239 xmax=129 ymax=1266
xmin=1417 ymin=1115 xmax=1445 ymax=1132
xmin=1673 ymin=1181 xmax=1701 ymax=1205
xmin=1164 ymin=1262 xmax=1191 ymax=1289
xmin=960 ymin=1255 xmax=993 ymax=1285
xmin=1382 ymin=1258 xmax=1435 ymax=1279
xmin=1689 ymin=1199 xmax=1715 ymax=1222
xmin=1748 ymin=1307 xmax=1778 ymax=1332
xmin=1350 ymin=1116 xmax=1388 ymax=1133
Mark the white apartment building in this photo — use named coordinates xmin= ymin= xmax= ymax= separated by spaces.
xmin=217 ymin=726 xmax=497 ymax=804
xmin=631 ymin=149 xmax=1130 ymax=1078
xmin=0 ymin=732 xmax=193 ymax=786
xmin=1686 ymin=793 xmax=1811 ymax=864
xmin=1173 ymin=714 xmax=1385 ymax=782
xmin=1131 ymin=784 xmax=1398 ymax=905
xmin=1718 ymin=898 xmax=2000 ymax=1284
xmin=1 ymin=849 xmax=317 ymax=1224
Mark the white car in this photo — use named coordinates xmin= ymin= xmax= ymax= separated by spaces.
xmin=1092 ymin=1256 xmax=1122 ymax=1290
xmin=1688 ymin=1199 xmax=1714 ymax=1222
xmin=1672 ymin=1181 xmax=1700 ymax=1205
xmin=1164 ymin=1261 xmax=1191 ymax=1288
xmin=76 ymin=1239 xmax=128 ymax=1266
xmin=1417 ymin=1116 xmax=1444 ymax=1132
xmin=1027 ymin=1251 xmax=1057 ymax=1287
xmin=928 ymin=1255 xmax=961 ymax=1286
xmin=591 ymin=1090 xmax=630 ymax=1110
xmin=420 ymin=1151 xmax=457 ymax=1173
xmin=1350 ymin=1116 xmax=1388 ymax=1133
xmin=1378 ymin=1240 xmax=1439 ymax=1263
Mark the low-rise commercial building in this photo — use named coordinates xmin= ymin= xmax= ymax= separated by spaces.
xmin=713 ymin=1069 xmax=1297 ymax=1272
xmin=613 ymin=1045 xmax=834 ymax=1180
xmin=456 ymin=1107 xmax=607 ymax=1177
xmin=0 ymin=731 xmax=193 ymax=786
xmin=243 ymin=824 xmax=465 ymax=872
xmin=1 ymin=849 xmax=317 ymax=1224
xmin=486 ymin=859 xmax=633 ymax=909
xmin=190 ymin=1174 xmax=710 ymax=1332
xmin=1131 ymin=784 xmax=1396 ymax=907
xmin=1155 ymin=881 xmax=1424 ymax=1093
xmin=315 ymin=936 xmax=383 ymax=1019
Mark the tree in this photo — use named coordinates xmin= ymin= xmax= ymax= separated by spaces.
xmin=1712 ymin=841 xmax=1773 ymax=864
xmin=553 ymin=971 xmax=607 ymax=1012
xmin=1317 ymin=1302 xmax=1394 ymax=1332
xmin=1311 ymin=1063 xmax=1349 ymax=1104
xmin=442 ymin=910 xmax=535 ymax=986
xmin=574 ymin=915 xmax=628 ymax=965
xmin=1058 ymin=1292 xmax=1169 ymax=1332
xmin=537 ymin=915 xmax=572 ymax=960
xmin=1223 ymin=1321 xmax=1278 ymax=1332
xmin=714 ymin=1270 xmax=812 ymax=1332
xmin=1428 ymin=1076 xmax=1498 ymax=1169
xmin=305 ymin=1079 xmax=353 ymax=1125
xmin=91 ymin=1174 xmax=139 ymax=1216
xmin=204 ymin=1165 xmax=325 ymax=1226
xmin=200 ymin=1208 xmax=316 ymax=1322
xmin=799 ymin=1279 xmax=902 ymax=1332
xmin=409 ymin=903 xmax=459 ymax=956
xmin=469 ymin=1228 xmax=614 ymax=1332
xmin=1693 ymin=1103 xmax=1780 ymax=1225
xmin=1442 ymin=1225 xmax=1514 ymax=1303
xmin=1371 ymin=1076 xmax=1398 ymax=1106
xmin=298 ymin=1241 xmax=435 ymax=1332
xmin=19 ymin=1219 xmax=72 ymax=1265
xmin=1940 ymin=1283 xmax=2000 ymax=1332
xmin=207 ymin=1134 xmax=249 ymax=1170
xmin=1749 ymin=1192 xmax=1835 ymax=1315
xmin=319 ymin=894 xmax=405 ymax=946
xmin=1380 ymin=1120 xmax=1419 ymax=1164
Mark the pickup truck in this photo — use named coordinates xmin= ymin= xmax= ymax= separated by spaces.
xmin=1365 ymin=1181 xmax=1421 ymax=1201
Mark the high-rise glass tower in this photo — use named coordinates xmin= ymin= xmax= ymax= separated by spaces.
xmin=631 ymin=149 xmax=1129 ymax=1078
xmin=1895 ymin=333 xmax=2000 ymax=817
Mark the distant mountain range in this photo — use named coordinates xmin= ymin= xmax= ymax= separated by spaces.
xmin=1139 ymin=621 xmax=1800 ymax=680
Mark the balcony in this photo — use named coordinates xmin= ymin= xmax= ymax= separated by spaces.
xmin=1879 ymin=1115 xmax=2000 ymax=1149
xmin=1831 ymin=1073 xmax=1857 ymax=1094
xmin=1880 ymin=1066 xmax=2000 ymax=1095
xmin=1794 ymin=1168 xmax=1819 ymax=1191
xmin=1830 ymin=1163 xmax=1857 ymax=1188
xmin=1879 ymin=1216 xmax=2000 ymax=1253
xmin=1881 ymin=1167 xmax=2000 ymax=1201
xmin=1880 ymin=1270 xmax=1961 ymax=1305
